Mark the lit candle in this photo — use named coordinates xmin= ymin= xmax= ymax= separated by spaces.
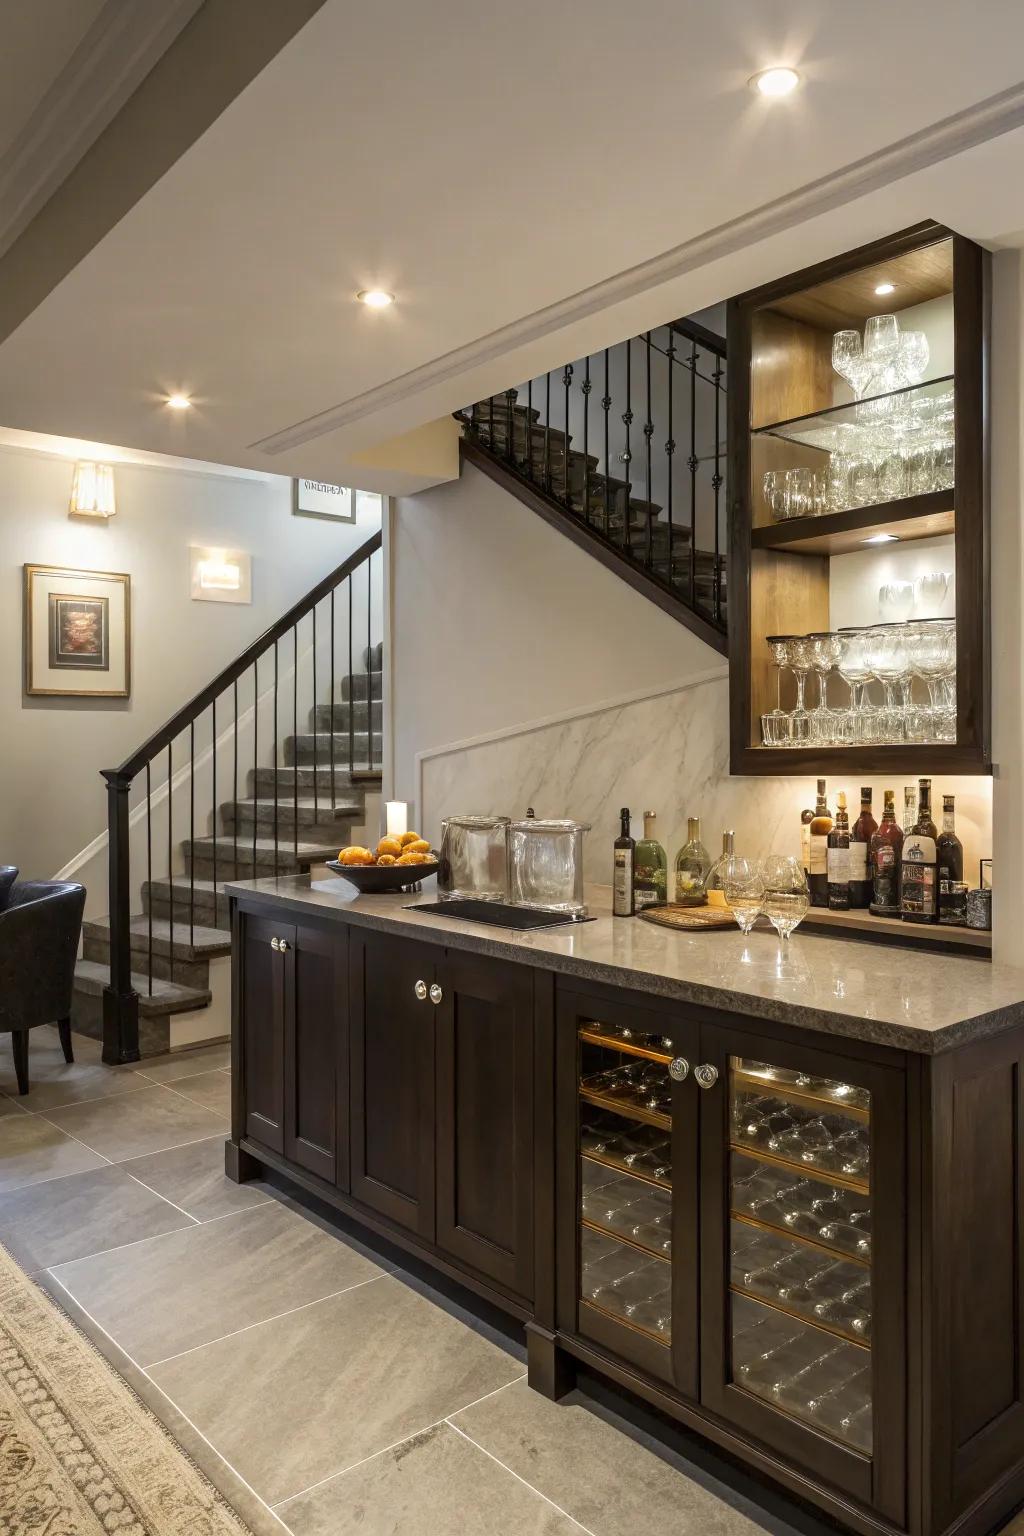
xmin=385 ymin=801 xmax=408 ymax=838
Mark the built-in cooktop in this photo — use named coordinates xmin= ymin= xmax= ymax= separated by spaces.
xmin=404 ymin=899 xmax=593 ymax=930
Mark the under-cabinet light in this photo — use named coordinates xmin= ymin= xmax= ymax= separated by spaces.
xmin=862 ymin=533 xmax=899 ymax=545
xmin=875 ymin=282 xmax=896 ymax=296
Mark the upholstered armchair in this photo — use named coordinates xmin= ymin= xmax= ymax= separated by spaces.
xmin=0 ymin=877 xmax=86 ymax=1094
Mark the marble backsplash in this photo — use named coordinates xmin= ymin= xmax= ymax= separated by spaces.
xmin=418 ymin=675 xmax=993 ymax=885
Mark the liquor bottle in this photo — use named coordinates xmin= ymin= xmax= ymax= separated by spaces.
xmin=900 ymin=778 xmax=938 ymax=923
xmin=827 ymin=792 xmax=851 ymax=910
xmin=903 ymin=784 xmax=917 ymax=836
xmin=936 ymin=794 xmax=964 ymax=924
xmin=801 ymin=782 xmax=820 ymax=882
xmin=808 ymin=781 xmax=833 ymax=909
xmin=633 ymin=811 xmax=668 ymax=910
xmin=849 ymin=787 xmax=877 ymax=909
xmin=705 ymin=830 xmax=736 ymax=907
xmin=870 ymin=790 xmax=904 ymax=916
xmin=674 ymin=817 xmax=711 ymax=906
xmin=613 ymin=807 xmax=635 ymax=917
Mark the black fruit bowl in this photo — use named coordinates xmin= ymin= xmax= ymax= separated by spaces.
xmin=325 ymin=859 xmax=440 ymax=893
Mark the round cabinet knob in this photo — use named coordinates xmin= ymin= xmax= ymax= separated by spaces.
xmin=429 ymin=984 xmax=443 ymax=1005
xmin=694 ymin=1063 xmax=719 ymax=1090
xmin=669 ymin=1057 xmax=690 ymax=1083
xmin=278 ymin=940 xmax=290 ymax=953
xmin=270 ymin=936 xmax=280 ymax=952
xmin=414 ymin=980 xmax=428 ymax=1001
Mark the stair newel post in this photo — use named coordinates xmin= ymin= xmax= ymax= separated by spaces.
xmin=100 ymin=768 xmax=140 ymax=1065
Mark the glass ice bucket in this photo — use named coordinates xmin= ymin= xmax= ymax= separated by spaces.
xmin=438 ymin=815 xmax=510 ymax=901
xmin=509 ymin=819 xmax=590 ymax=916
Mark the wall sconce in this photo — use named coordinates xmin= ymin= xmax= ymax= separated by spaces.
xmin=189 ymin=546 xmax=252 ymax=604
xmin=69 ymin=461 xmax=116 ymax=519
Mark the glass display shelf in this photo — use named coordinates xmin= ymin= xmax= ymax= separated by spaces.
xmin=731 ymin=1079 xmax=871 ymax=1189
xmin=580 ymin=1111 xmax=673 ymax=1187
xmin=753 ymin=374 xmax=954 ymax=451
xmin=580 ymin=1226 xmax=672 ymax=1342
xmin=581 ymin=1159 xmax=672 ymax=1258
xmin=733 ymin=1062 xmax=871 ymax=1121
xmin=580 ymin=1059 xmax=674 ymax=1131
xmin=731 ymin=1151 xmax=871 ymax=1264
xmin=731 ymin=1219 xmax=871 ymax=1345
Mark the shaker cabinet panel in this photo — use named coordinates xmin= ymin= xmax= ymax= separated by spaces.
xmin=284 ymin=924 xmax=346 ymax=1187
xmin=241 ymin=914 xmax=289 ymax=1155
xmin=349 ymin=929 xmax=438 ymax=1239
xmin=435 ymin=953 xmax=534 ymax=1301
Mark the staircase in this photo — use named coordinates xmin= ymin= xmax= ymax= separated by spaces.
xmin=459 ymin=319 xmax=728 ymax=654
xmin=87 ymin=533 xmax=384 ymax=1062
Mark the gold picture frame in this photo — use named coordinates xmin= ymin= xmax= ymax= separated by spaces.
xmin=24 ymin=564 xmax=131 ymax=698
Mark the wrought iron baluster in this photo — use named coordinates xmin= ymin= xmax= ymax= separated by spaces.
xmin=644 ymin=332 xmax=653 ymax=569
xmin=688 ymin=338 xmax=698 ymax=608
xmin=273 ymin=641 xmax=279 ymax=874
xmin=505 ymin=388 xmax=514 ymax=465
xmin=211 ymin=697 xmax=217 ymax=930
xmin=330 ymin=589 xmax=336 ymax=810
xmin=233 ymin=681 xmax=238 ymax=887
xmin=312 ymin=606 xmax=318 ymax=827
xmin=544 ymin=372 xmax=551 ymax=491
xmin=582 ymin=357 xmax=591 ymax=523
xmin=527 ymin=380 xmax=534 ymax=481
xmin=367 ymin=554 xmax=374 ymax=771
xmin=563 ymin=363 xmax=573 ymax=509
xmin=146 ymin=761 xmax=152 ymax=995
xmin=252 ymin=658 xmax=258 ymax=881
xmin=622 ymin=339 xmax=632 ymax=551
xmin=666 ymin=329 xmax=676 ymax=588
xmin=167 ymin=742 xmax=174 ymax=983
xmin=713 ymin=353 xmax=724 ymax=624
xmin=189 ymin=720 xmax=195 ymax=947
xmin=347 ymin=575 xmax=354 ymax=773
xmin=602 ymin=349 xmax=611 ymax=538
xmin=293 ymin=626 xmax=298 ymax=865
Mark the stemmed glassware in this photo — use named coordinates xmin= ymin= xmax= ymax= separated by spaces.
xmin=762 ymin=635 xmax=794 ymax=746
xmin=759 ymin=857 xmax=810 ymax=941
xmin=831 ymin=331 xmax=872 ymax=399
xmin=806 ymin=633 xmax=841 ymax=743
xmin=836 ymin=628 xmax=876 ymax=744
xmin=787 ymin=636 xmax=813 ymax=743
xmin=722 ymin=858 xmax=765 ymax=934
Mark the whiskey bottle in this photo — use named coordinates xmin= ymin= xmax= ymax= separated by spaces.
xmin=633 ymin=811 xmax=668 ymax=910
xmin=613 ymin=807 xmax=635 ymax=917
xmin=936 ymin=794 xmax=965 ymax=924
xmin=808 ymin=781 xmax=833 ymax=909
xmin=705 ymin=830 xmax=736 ymax=907
xmin=870 ymin=790 xmax=904 ymax=916
xmin=900 ymin=778 xmax=938 ymax=923
xmin=849 ymin=787 xmax=877 ymax=909
xmin=827 ymin=792 xmax=851 ymax=910
xmin=801 ymin=781 xmax=820 ymax=882
xmin=674 ymin=817 xmax=711 ymax=906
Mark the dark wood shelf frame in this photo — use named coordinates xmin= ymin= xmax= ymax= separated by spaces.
xmin=727 ymin=221 xmax=991 ymax=776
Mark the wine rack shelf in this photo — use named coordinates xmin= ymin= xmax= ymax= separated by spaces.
xmin=731 ymin=1210 xmax=870 ymax=1269
xmin=580 ymin=1147 xmax=671 ymax=1191
xmin=729 ymin=1141 xmax=870 ymax=1197
xmin=578 ymin=1026 xmax=673 ymax=1065
xmin=579 ymin=1087 xmax=672 ymax=1132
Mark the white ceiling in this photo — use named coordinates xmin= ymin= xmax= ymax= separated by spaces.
xmin=0 ymin=0 xmax=107 ymax=158
xmin=0 ymin=0 xmax=1023 ymax=492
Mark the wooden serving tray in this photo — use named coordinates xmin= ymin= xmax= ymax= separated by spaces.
xmin=638 ymin=904 xmax=735 ymax=932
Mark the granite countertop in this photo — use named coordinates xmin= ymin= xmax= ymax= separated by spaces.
xmin=225 ymin=875 xmax=1024 ymax=1055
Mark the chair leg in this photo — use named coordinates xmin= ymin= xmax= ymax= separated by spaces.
xmin=57 ymin=1017 xmax=74 ymax=1064
xmin=12 ymin=1032 xmax=28 ymax=1096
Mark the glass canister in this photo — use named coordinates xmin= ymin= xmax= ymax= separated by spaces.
xmin=509 ymin=818 xmax=590 ymax=916
xmin=438 ymin=815 xmax=510 ymax=901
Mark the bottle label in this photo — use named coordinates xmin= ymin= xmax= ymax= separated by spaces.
xmin=634 ymin=887 xmax=659 ymax=910
xmin=613 ymin=849 xmax=633 ymax=913
xmin=809 ymin=835 xmax=828 ymax=875
xmin=801 ymin=823 xmax=811 ymax=873
xmin=901 ymin=835 xmax=937 ymax=917
xmin=827 ymin=847 xmax=850 ymax=884
xmin=848 ymin=843 xmax=868 ymax=881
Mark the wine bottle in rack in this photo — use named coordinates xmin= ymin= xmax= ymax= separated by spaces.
xmin=849 ymin=787 xmax=877 ymax=909
xmin=827 ymin=792 xmax=851 ymax=910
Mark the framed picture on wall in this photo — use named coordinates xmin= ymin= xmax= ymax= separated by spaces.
xmin=293 ymin=478 xmax=356 ymax=522
xmin=24 ymin=564 xmax=131 ymax=698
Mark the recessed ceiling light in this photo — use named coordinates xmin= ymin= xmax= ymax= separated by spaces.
xmin=874 ymin=282 xmax=896 ymax=296
xmin=166 ymin=393 xmax=192 ymax=410
xmin=750 ymin=67 xmax=800 ymax=98
xmin=862 ymin=532 xmax=899 ymax=545
xmin=356 ymin=289 xmax=395 ymax=309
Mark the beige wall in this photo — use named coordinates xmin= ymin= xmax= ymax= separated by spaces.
xmin=0 ymin=443 xmax=380 ymax=880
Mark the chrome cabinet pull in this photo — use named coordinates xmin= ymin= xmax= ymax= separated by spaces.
xmin=429 ymin=984 xmax=443 ymax=1005
xmin=669 ymin=1057 xmax=690 ymax=1083
xmin=694 ymin=1063 xmax=719 ymax=1090
xmin=271 ymin=936 xmax=280 ymax=951
xmin=414 ymin=980 xmax=428 ymax=1001
xmin=278 ymin=940 xmax=290 ymax=953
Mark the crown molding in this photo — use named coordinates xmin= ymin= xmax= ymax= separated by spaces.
xmin=253 ymin=80 xmax=1024 ymax=457
xmin=0 ymin=0 xmax=202 ymax=259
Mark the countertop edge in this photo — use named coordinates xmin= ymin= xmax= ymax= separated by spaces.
xmin=223 ymin=879 xmax=1016 ymax=1056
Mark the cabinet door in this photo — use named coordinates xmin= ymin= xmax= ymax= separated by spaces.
xmin=698 ymin=1024 xmax=906 ymax=1527
xmin=284 ymin=923 xmax=346 ymax=1187
xmin=240 ymin=913 xmax=289 ymax=1155
xmin=349 ymin=929 xmax=437 ymax=1239
xmin=556 ymin=986 xmax=700 ymax=1398
xmin=434 ymin=952 xmax=534 ymax=1301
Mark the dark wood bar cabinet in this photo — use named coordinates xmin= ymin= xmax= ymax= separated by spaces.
xmin=228 ymin=888 xmax=1024 ymax=1536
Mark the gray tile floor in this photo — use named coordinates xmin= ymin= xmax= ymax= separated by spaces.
xmin=0 ymin=1024 xmax=844 ymax=1536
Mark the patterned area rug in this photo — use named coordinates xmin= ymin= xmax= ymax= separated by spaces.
xmin=0 ymin=1243 xmax=255 ymax=1535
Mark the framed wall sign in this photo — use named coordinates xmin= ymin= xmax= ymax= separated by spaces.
xmin=24 ymin=564 xmax=131 ymax=698
xmin=293 ymin=478 xmax=356 ymax=522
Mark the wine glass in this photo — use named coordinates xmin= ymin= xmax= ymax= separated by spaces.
xmin=722 ymin=857 xmax=765 ymax=934
xmin=898 ymin=330 xmax=929 ymax=385
xmin=831 ymin=331 xmax=872 ymax=399
xmin=787 ymin=635 xmax=813 ymax=743
xmin=759 ymin=856 xmax=810 ymax=942
xmin=806 ymin=632 xmax=840 ymax=744
xmin=763 ymin=635 xmax=793 ymax=746
xmin=836 ymin=627 xmax=876 ymax=743
xmin=863 ymin=314 xmax=900 ymax=370
xmin=913 ymin=571 xmax=950 ymax=617
xmin=879 ymin=581 xmax=914 ymax=623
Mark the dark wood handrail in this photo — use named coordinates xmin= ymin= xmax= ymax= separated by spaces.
xmin=670 ymin=315 xmax=727 ymax=357
xmin=105 ymin=528 xmax=383 ymax=783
